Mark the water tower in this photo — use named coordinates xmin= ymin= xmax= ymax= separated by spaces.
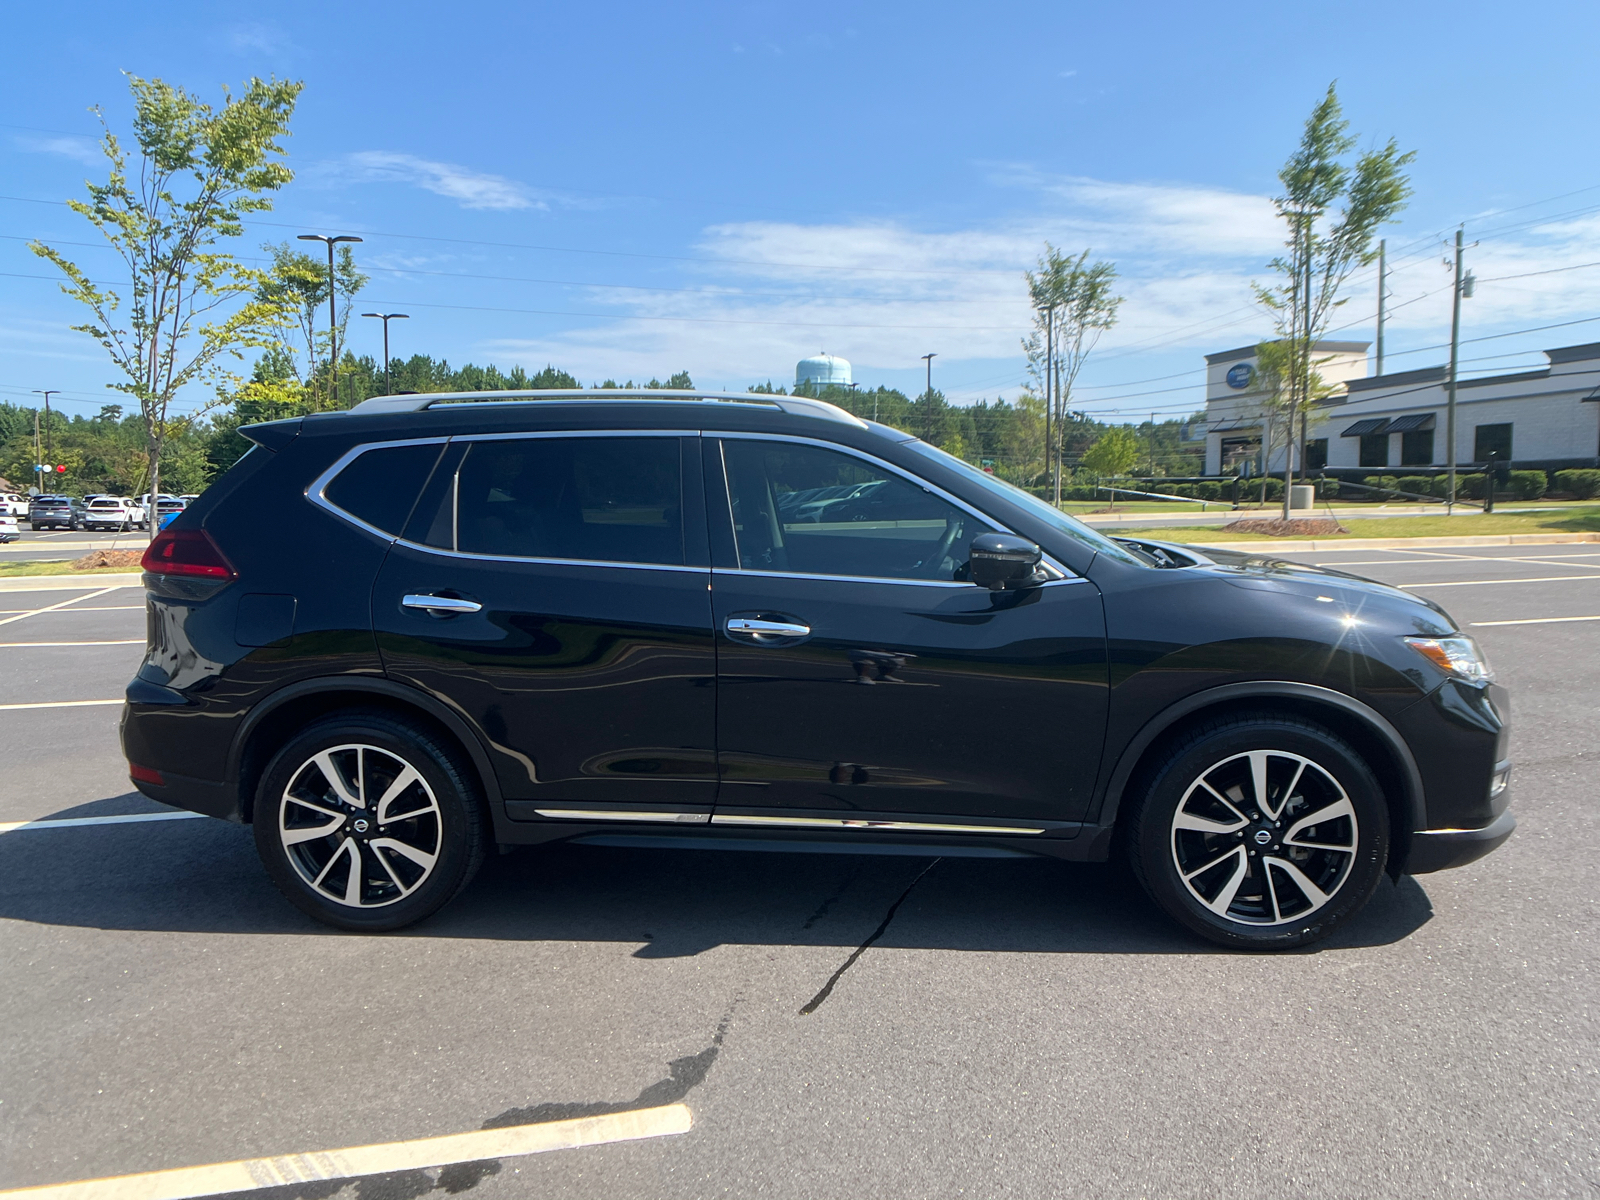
xmin=796 ymin=353 xmax=852 ymax=390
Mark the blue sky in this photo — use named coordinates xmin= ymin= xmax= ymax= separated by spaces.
xmin=3 ymin=0 xmax=1599 ymax=422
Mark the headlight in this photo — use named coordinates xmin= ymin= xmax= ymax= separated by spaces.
xmin=1403 ymin=635 xmax=1494 ymax=684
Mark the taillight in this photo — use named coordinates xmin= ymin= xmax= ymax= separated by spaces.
xmin=129 ymin=762 xmax=165 ymax=785
xmin=141 ymin=528 xmax=237 ymax=581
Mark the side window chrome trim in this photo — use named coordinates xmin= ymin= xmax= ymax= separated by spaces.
xmin=713 ymin=566 xmax=1089 ymax=589
xmin=390 ymin=537 xmax=708 ymax=575
xmin=306 ymin=436 xmax=452 ymax=543
xmin=705 ymin=430 xmax=1074 ymax=582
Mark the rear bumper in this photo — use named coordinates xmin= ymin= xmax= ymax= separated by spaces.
xmin=1406 ymin=808 xmax=1516 ymax=874
xmin=130 ymin=770 xmax=239 ymax=822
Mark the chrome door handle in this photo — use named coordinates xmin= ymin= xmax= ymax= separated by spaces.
xmin=726 ymin=616 xmax=810 ymax=640
xmin=402 ymin=594 xmax=482 ymax=615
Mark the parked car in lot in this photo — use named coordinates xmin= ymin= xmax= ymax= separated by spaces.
xmin=0 ymin=513 xmax=18 ymax=543
xmin=0 ymin=492 xmax=29 ymax=517
xmin=82 ymin=496 xmax=145 ymax=531
xmin=123 ymin=390 xmax=1514 ymax=947
xmin=27 ymin=494 xmax=85 ymax=530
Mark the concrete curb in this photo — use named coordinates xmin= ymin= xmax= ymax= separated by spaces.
xmin=1180 ymin=532 xmax=1600 ymax=554
xmin=0 ymin=572 xmax=143 ymax=593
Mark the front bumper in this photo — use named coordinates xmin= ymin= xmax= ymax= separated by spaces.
xmin=1406 ymin=808 xmax=1516 ymax=874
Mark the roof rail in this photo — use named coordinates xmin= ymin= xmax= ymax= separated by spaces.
xmin=345 ymin=389 xmax=868 ymax=428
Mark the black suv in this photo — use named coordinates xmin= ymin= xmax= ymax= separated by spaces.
xmin=122 ymin=391 xmax=1513 ymax=948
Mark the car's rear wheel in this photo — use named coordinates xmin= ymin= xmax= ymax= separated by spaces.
xmin=1128 ymin=714 xmax=1389 ymax=950
xmin=253 ymin=711 xmax=487 ymax=932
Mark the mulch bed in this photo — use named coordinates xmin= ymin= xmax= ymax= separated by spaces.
xmin=1221 ymin=518 xmax=1346 ymax=537
xmin=70 ymin=549 xmax=145 ymax=570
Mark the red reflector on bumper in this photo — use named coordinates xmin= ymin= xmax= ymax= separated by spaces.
xmin=129 ymin=762 xmax=165 ymax=785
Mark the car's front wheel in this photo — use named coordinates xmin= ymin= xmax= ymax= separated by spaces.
xmin=253 ymin=711 xmax=487 ymax=932
xmin=1128 ymin=714 xmax=1389 ymax=950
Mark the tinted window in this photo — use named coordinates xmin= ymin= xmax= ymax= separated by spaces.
xmin=1474 ymin=422 xmax=1512 ymax=463
xmin=448 ymin=437 xmax=684 ymax=565
xmin=325 ymin=442 xmax=445 ymax=535
xmin=721 ymin=439 xmax=980 ymax=580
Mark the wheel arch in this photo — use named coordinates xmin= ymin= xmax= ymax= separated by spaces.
xmin=1091 ymin=682 xmax=1425 ymax=876
xmin=228 ymin=676 xmax=505 ymax=829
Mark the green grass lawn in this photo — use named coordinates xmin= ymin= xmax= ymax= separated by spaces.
xmin=0 ymin=560 xmax=143 ymax=577
xmin=1121 ymin=506 xmax=1600 ymax=543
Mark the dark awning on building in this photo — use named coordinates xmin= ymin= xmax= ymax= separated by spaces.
xmin=1385 ymin=413 xmax=1437 ymax=433
xmin=1341 ymin=417 xmax=1391 ymax=436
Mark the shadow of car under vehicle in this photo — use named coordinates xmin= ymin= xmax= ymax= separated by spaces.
xmin=0 ymin=796 xmax=1435 ymax=955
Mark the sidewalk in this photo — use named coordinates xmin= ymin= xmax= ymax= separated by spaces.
xmin=1079 ymin=504 xmax=1449 ymax=529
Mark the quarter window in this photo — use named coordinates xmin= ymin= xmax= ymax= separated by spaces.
xmin=442 ymin=437 xmax=684 ymax=565
xmin=323 ymin=442 xmax=446 ymax=535
xmin=720 ymin=439 xmax=982 ymax=581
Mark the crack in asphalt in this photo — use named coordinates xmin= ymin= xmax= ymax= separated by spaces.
xmin=482 ymin=1004 xmax=735 ymax=1129
xmin=799 ymin=858 xmax=942 ymax=1015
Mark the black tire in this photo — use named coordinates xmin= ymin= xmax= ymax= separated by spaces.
xmin=1127 ymin=713 xmax=1389 ymax=951
xmin=252 ymin=710 xmax=488 ymax=932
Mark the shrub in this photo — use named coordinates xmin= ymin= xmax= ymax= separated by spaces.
xmin=1506 ymin=469 xmax=1547 ymax=500
xmin=1360 ymin=475 xmax=1400 ymax=498
xmin=1456 ymin=473 xmax=1487 ymax=499
xmin=1261 ymin=477 xmax=1284 ymax=502
xmin=1396 ymin=475 xmax=1434 ymax=497
xmin=1195 ymin=480 xmax=1223 ymax=500
xmin=1165 ymin=483 xmax=1196 ymax=499
xmin=1553 ymin=468 xmax=1600 ymax=500
xmin=1318 ymin=478 xmax=1340 ymax=498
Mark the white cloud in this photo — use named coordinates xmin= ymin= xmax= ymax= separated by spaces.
xmin=346 ymin=151 xmax=543 ymax=211
xmin=459 ymin=173 xmax=1600 ymax=402
xmin=226 ymin=22 xmax=291 ymax=54
xmin=14 ymin=134 xmax=101 ymax=166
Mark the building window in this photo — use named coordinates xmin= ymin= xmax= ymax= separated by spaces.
xmin=1359 ymin=434 xmax=1389 ymax=468
xmin=1305 ymin=439 xmax=1328 ymax=470
xmin=1400 ymin=430 xmax=1435 ymax=466
xmin=1474 ymin=423 xmax=1512 ymax=464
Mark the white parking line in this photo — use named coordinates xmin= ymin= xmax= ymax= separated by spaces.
xmin=1471 ymin=615 xmax=1600 ymax=627
xmin=0 ymin=1103 xmax=692 ymax=1200
xmin=0 ymin=587 xmax=125 ymax=629
xmin=0 ymin=606 xmax=145 ymax=615
xmin=0 ymin=640 xmax=143 ymax=648
xmin=0 ymin=811 xmax=207 ymax=834
xmin=1303 ymin=553 xmax=1600 ymax=567
xmin=0 ymin=699 xmax=122 ymax=711
xmin=1401 ymin=575 xmax=1600 ymax=589
xmin=1379 ymin=548 xmax=1600 ymax=571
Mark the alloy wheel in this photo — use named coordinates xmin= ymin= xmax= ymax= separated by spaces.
xmin=277 ymin=743 xmax=442 ymax=909
xmin=1170 ymin=749 xmax=1358 ymax=926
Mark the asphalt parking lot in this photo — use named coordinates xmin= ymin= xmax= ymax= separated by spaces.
xmin=1 ymin=543 xmax=1596 ymax=1199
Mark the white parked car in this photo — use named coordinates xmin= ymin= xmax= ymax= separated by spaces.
xmin=0 ymin=493 xmax=27 ymax=518
xmin=82 ymin=496 xmax=144 ymax=532
xmin=0 ymin=513 xmax=17 ymax=542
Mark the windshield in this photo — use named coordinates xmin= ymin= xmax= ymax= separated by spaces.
xmin=903 ymin=440 xmax=1147 ymax=567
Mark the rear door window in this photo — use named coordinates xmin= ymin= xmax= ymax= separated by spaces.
xmin=420 ymin=436 xmax=685 ymax=566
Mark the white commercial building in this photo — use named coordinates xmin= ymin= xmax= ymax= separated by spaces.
xmin=1202 ymin=340 xmax=1600 ymax=476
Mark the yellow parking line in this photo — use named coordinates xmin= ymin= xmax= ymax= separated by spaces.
xmin=0 ymin=1103 xmax=692 ymax=1200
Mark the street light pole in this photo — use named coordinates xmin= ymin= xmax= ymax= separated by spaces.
xmin=298 ymin=234 xmax=364 ymax=407
xmin=32 ymin=390 xmax=59 ymax=485
xmin=1445 ymin=227 xmax=1475 ymax=513
xmin=362 ymin=312 xmax=410 ymax=395
xmin=921 ymin=353 xmax=937 ymax=441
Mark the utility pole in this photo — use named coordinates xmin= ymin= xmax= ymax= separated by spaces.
xmin=1375 ymin=238 xmax=1387 ymax=376
xmin=921 ymin=353 xmax=937 ymax=441
xmin=32 ymin=390 xmax=59 ymax=487
xmin=1445 ymin=226 xmax=1474 ymax=512
xmin=298 ymin=234 xmax=364 ymax=407
xmin=362 ymin=312 xmax=409 ymax=395
xmin=1040 ymin=308 xmax=1054 ymax=499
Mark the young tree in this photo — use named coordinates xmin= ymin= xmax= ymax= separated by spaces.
xmin=30 ymin=74 xmax=302 ymax=530
xmin=1080 ymin=425 xmax=1141 ymax=509
xmin=255 ymin=241 xmax=366 ymax=410
xmin=1025 ymin=246 xmax=1123 ymax=502
xmin=1255 ymin=83 xmax=1413 ymax=517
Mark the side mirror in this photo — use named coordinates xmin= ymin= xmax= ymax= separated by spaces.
xmin=968 ymin=533 xmax=1046 ymax=591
